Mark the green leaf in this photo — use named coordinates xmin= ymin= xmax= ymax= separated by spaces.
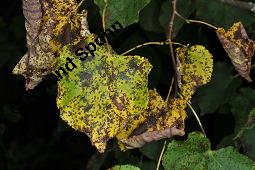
xmin=192 ymin=62 xmax=242 ymax=115
xmin=139 ymin=140 xmax=164 ymax=160
xmin=111 ymin=165 xmax=141 ymax=170
xmin=235 ymin=109 xmax=255 ymax=160
xmin=139 ymin=0 xmax=165 ymax=32
xmin=159 ymin=0 xmax=195 ymax=37
xmin=94 ymin=0 xmax=151 ymax=27
xmin=230 ymin=88 xmax=255 ymax=131
xmin=162 ymin=132 xmax=254 ymax=170
xmin=195 ymin=0 xmax=255 ymax=29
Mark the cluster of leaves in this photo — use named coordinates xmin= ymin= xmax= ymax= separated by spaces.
xmin=3 ymin=0 xmax=255 ymax=169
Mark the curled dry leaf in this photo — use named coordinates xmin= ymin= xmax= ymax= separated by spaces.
xmin=216 ymin=22 xmax=255 ymax=82
xmin=56 ymin=35 xmax=152 ymax=153
xmin=176 ymin=45 xmax=213 ymax=100
xmin=116 ymin=90 xmax=186 ymax=150
xmin=13 ymin=0 xmax=90 ymax=90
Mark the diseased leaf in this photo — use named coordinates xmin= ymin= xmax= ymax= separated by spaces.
xmin=94 ymin=0 xmax=150 ymax=27
xmin=13 ymin=0 xmax=90 ymax=90
xmin=56 ymin=35 xmax=152 ymax=153
xmin=176 ymin=45 xmax=213 ymax=100
xmin=216 ymin=22 xmax=255 ymax=82
xmin=162 ymin=132 xmax=254 ymax=170
xmin=116 ymin=90 xmax=186 ymax=150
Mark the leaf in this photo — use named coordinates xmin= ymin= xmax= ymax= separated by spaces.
xmin=139 ymin=0 xmax=165 ymax=32
xmin=139 ymin=140 xmax=165 ymax=160
xmin=116 ymin=90 xmax=186 ymax=150
xmin=56 ymin=35 xmax=152 ymax=153
xmin=195 ymin=0 xmax=255 ymax=29
xmin=216 ymin=22 xmax=255 ymax=82
xmin=176 ymin=45 xmax=213 ymax=100
xmin=192 ymin=62 xmax=242 ymax=115
xmin=94 ymin=0 xmax=150 ymax=28
xmin=13 ymin=0 xmax=89 ymax=90
xmin=110 ymin=165 xmax=141 ymax=170
xmin=235 ymin=109 xmax=255 ymax=160
xmin=159 ymin=0 xmax=195 ymax=37
xmin=162 ymin=132 xmax=254 ymax=170
xmin=230 ymin=88 xmax=255 ymax=132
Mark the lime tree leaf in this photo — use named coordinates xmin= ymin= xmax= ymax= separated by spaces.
xmin=94 ymin=0 xmax=151 ymax=27
xmin=192 ymin=62 xmax=242 ymax=115
xmin=159 ymin=0 xmax=195 ymax=37
xmin=116 ymin=90 xmax=186 ymax=150
xmin=56 ymin=35 xmax=152 ymax=153
xmin=176 ymin=45 xmax=213 ymax=100
xmin=13 ymin=0 xmax=89 ymax=90
xmin=230 ymin=88 xmax=255 ymax=132
xmin=235 ymin=109 xmax=255 ymax=160
xmin=139 ymin=0 xmax=165 ymax=32
xmin=195 ymin=0 xmax=255 ymax=29
xmin=110 ymin=165 xmax=141 ymax=170
xmin=216 ymin=22 xmax=255 ymax=82
xmin=139 ymin=140 xmax=165 ymax=160
xmin=162 ymin=132 xmax=254 ymax=170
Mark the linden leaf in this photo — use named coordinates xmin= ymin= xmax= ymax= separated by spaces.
xmin=117 ymin=90 xmax=186 ymax=150
xmin=176 ymin=45 xmax=213 ymax=100
xmin=56 ymin=35 xmax=152 ymax=153
xmin=235 ymin=109 xmax=255 ymax=160
xmin=163 ymin=132 xmax=254 ymax=170
xmin=110 ymin=165 xmax=141 ymax=170
xmin=13 ymin=0 xmax=89 ymax=90
xmin=216 ymin=22 xmax=255 ymax=82
xmin=94 ymin=0 xmax=150 ymax=27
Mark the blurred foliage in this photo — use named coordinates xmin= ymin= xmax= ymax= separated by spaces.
xmin=1 ymin=0 xmax=255 ymax=169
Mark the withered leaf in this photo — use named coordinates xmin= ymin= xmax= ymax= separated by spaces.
xmin=13 ymin=0 xmax=90 ymax=90
xmin=216 ymin=22 xmax=255 ymax=82
xmin=116 ymin=89 xmax=186 ymax=150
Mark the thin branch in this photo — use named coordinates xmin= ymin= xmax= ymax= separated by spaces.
xmin=121 ymin=41 xmax=184 ymax=56
xmin=218 ymin=0 xmax=255 ymax=13
xmin=78 ymin=0 xmax=85 ymax=9
xmin=168 ymin=0 xmax=177 ymax=70
xmin=167 ymin=0 xmax=178 ymax=99
xmin=187 ymin=102 xmax=206 ymax=136
xmin=175 ymin=12 xmax=217 ymax=30
xmin=166 ymin=77 xmax=175 ymax=102
xmin=156 ymin=140 xmax=167 ymax=170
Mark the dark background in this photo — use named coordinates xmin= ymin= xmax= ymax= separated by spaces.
xmin=0 ymin=0 xmax=255 ymax=170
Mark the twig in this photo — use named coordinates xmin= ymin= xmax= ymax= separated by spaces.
xmin=187 ymin=102 xmax=206 ymax=136
xmin=165 ymin=77 xmax=175 ymax=102
xmin=218 ymin=0 xmax=255 ymax=13
xmin=167 ymin=0 xmax=178 ymax=99
xmin=175 ymin=12 xmax=217 ymax=30
xmin=78 ymin=0 xmax=85 ymax=9
xmin=121 ymin=41 xmax=184 ymax=56
xmin=168 ymin=0 xmax=177 ymax=70
xmin=156 ymin=140 xmax=167 ymax=170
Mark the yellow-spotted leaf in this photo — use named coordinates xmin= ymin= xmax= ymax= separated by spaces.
xmin=176 ymin=45 xmax=213 ymax=100
xmin=117 ymin=90 xmax=186 ymax=150
xmin=13 ymin=0 xmax=89 ymax=90
xmin=56 ymin=35 xmax=152 ymax=153
xmin=216 ymin=22 xmax=255 ymax=82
